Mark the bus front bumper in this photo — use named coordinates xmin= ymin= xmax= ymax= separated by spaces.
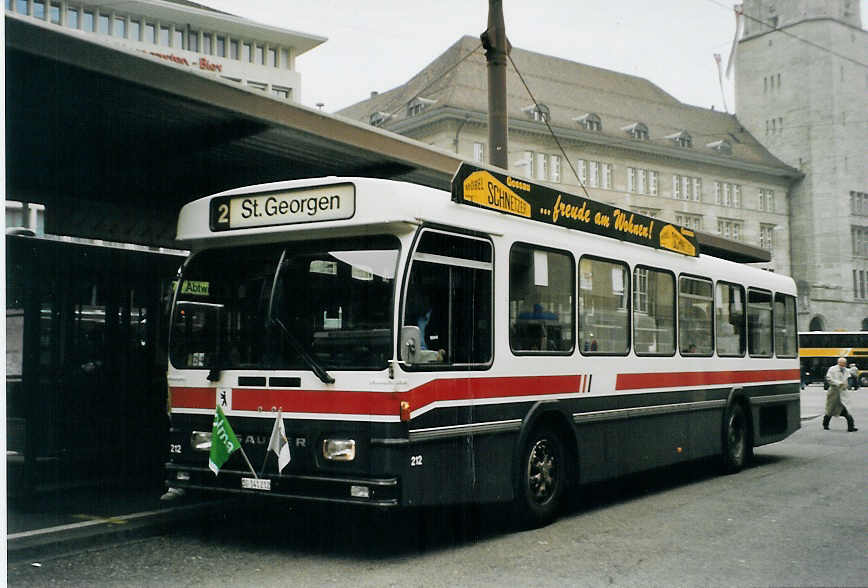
xmin=164 ymin=463 xmax=400 ymax=507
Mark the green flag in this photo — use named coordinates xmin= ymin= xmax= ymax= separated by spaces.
xmin=209 ymin=405 xmax=240 ymax=475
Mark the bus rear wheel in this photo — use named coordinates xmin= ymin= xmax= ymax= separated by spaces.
xmin=722 ymin=401 xmax=751 ymax=473
xmin=515 ymin=426 xmax=565 ymax=528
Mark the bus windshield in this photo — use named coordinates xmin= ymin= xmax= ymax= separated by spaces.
xmin=169 ymin=236 xmax=399 ymax=372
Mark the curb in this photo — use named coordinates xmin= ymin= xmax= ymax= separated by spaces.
xmin=7 ymin=500 xmax=220 ymax=563
xmin=800 ymin=413 xmax=821 ymax=421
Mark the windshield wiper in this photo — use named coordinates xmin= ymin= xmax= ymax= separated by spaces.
xmin=271 ymin=316 xmax=335 ymax=384
xmin=268 ymin=248 xmax=334 ymax=384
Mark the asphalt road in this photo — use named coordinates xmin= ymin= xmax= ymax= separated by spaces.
xmin=8 ymin=386 xmax=867 ymax=587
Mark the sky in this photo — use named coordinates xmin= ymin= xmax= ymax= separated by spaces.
xmin=199 ymin=0 xmax=867 ymax=114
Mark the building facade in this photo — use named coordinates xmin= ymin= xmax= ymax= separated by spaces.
xmin=734 ymin=0 xmax=868 ymax=331
xmin=5 ymin=0 xmax=326 ymax=102
xmin=339 ymin=36 xmax=799 ymax=276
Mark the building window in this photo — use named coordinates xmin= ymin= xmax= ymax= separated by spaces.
xmin=255 ymin=45 xmax=264 ymax=65
xmin=473 ymin=142 xmax=485 ymax=164
xmin=575 ymin=113 xmax=602 ymax=132
xmin=623 ymin=122 xmax=649 ymax=141
xmin=280 ymin=48 xmax=289 ymax=68
xmin=159 ymin=25 xmax=170 ymax=46
xmin=715 ymin=181 xmax=742 ymax=208
xmin=718 ymin=219 xmax=744 ymax=241
xmin=602 ymin=163 xmax=613 ymax=189
xmin=144 ymin=22 xmax=155 ymax=43
xmin=576 ymin=159 xmax=587 ymax=185
xmin=632 ymin=208 xmax=660 ymax=218
xmin=247 ymin=81 xmax=267 ymax=92
xmin=67 ymin=7 xmax=79 ymax=28
xmin=707 ymin=139 xmax=732 ymax=155
xmin=242 ymin=42 xmax=252 ymax=62
xmin=627 ymin=167 xmax=658 ymax=195
xmin=407 ymin=97 xmax=435 ymax=118
xmin=188 ymin=30 xmax=198 ymax=52
xmin=590 ymin=161 xmax=600 ymax=188
xmin=268 ymin=48 xmax=277 ymax=67
xmin=672 ymin=175 xmax=701 ymax=201
xmin=369 ymin=112 xmax=391 ymax=127
xmin=112 ymin=16 xmax=126 ymax=38
xmin=853 ymin=226 xmax=868 ymax=257
xmin=675 ymin=214 xmax=702 ymax=231
xmin=523 ymin=104 xmax=550 ymax=123
xmin=759 ymin=188 xmax=776 ymax=212
xmin=173 ymin=28 xmax=184 ymax=48
xmin=129 ymin=19 xmax=140 ymax=41
xmin=851 ymin=191 xmax=868 ymax=216
xmin=271 ymin=86 xmax=291 ymax=100
xmin=667 ymin=131 xmax=692 ymax=148
xmin=231 ymin=40 xmax=239 ymax=59
xmin=535 ymin=152 xmax=548 ymax=180
xmin=15 ymin=0 xmax=27 ymax=15
xmin=216 ymin=36 xmax=226 ymax=57
xmin=49 ymin=2 xmax=60 ymax=24
xmin=33 ymin=0 xmax=44 ymax=18
xmin=99 ymin=14 xmax=110 ymax=35
xmin=760 ymin=223 xmax=776 ymax=251
xmin=550 ymin=155 xmax=561 ymax=182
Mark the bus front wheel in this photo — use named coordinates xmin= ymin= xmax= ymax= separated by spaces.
xmin=721 ymin=401 xmax=752 ymax=474
xmin=515 ymin=426 xmax=565 ymax=528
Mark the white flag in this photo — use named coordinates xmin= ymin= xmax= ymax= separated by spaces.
xmin=267 ymin=411 xmax=291 ymax=473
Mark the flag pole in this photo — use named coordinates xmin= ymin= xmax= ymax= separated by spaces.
xmin=238 ymin=446 xmax=258 ymax=479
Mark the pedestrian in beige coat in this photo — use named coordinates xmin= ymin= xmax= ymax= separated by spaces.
xmin=824 ymin=357 xmax=858 ymax=432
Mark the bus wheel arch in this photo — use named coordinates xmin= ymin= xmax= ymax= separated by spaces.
xmin=512 ymin=403 xmax=577 ymax=527
xmin=721 ymin=391 xmax=753 ymax=474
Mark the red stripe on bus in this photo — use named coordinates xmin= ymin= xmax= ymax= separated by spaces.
xmin=171 ymin=387 xmax=215 ymax=408
xmin=170 ymin=374 xmax=581 ymax=416
xmin=615 ymin=369 xmax=800 ymax=391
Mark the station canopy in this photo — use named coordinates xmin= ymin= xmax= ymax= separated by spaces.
xmin=5 ymin=15 xmax=768 ymax=262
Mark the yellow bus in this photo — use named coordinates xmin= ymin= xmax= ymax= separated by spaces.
xmin=798 ymin=332 xmax=868 ymax=387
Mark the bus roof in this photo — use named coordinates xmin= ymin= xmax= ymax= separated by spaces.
xmin=176 ymin=175 xmax=795 ymax=295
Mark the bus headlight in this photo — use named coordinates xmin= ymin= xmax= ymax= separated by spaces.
xmin=191 ymin=431 xmax=212 ymax=451
xmin=322 ymin=439 xmax=356 ymax=461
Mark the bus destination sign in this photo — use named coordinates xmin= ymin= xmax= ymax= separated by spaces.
xmin=210 ymin=183 xmax=355 ymax=231
xmin=451 ymin=163 xmax=698 ymax=257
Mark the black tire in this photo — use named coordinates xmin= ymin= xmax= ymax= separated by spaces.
xmin=721 ymin=401 xmax=751 ymax=473
xmin=514 ymin=426 xmax=566 ymax=528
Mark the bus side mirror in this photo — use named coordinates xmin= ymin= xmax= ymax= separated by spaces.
xmin=400 ymin=326 xmax=421 ymax=364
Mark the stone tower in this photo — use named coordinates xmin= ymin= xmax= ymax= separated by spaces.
xmin=735 ymin=0 xmax=868 ymax=331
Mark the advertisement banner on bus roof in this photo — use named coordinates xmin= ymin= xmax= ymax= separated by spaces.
xmin=451 ymin=163 xmax=699 ymax=257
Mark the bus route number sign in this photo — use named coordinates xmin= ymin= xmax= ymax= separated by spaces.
xmin=210 ymin=183 xmax=356 ymax=231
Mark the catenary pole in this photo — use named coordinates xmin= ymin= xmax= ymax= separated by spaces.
xmin=481 ymin=0 xmax=510 ymax=169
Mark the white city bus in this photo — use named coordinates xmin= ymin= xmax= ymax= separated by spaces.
xmin=165 ymin=164 xmax=800 ymax=526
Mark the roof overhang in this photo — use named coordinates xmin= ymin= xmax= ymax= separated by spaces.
xmin=5 ymin=15 xmax=462 ymax=245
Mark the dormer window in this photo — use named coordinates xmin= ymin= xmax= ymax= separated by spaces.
xmin=622 ymin=122 xmax=649 ymax=141
xmin=706 ymin=139 xmax=732 ymax=155
xmin=369 ymin=111 xmax=392 ymax=127
xmin=574 ymin=113 xmax=602 ymax=132
xmin=666 ymin=130 xmax=692 ymax=148
xmin=522 ymin=103 xmax=550 ymax=123
xmin=407 ymin=97 xmax=436 ymax=118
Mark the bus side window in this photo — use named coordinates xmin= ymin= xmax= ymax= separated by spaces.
xmin=679 ymin=276 xmax=713 ymax=356
xmin=715 ymin=281 xmax=745 ymax=356
xmin=633 ymin=266 xmax=675 ymax=355
xmin=509 ymin=244 xmax=574 ymax=354
xmin=773 ymin=293 xmax=797 ymax=357
xmin=747 ymin=288 xmax=773 ymax=357
xmin=579 ymin=256 xmax=629 ymax=355
xmin=402 ymin=230 xmax=493 ymax=367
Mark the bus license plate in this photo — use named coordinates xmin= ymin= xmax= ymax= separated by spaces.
xmin=241 ymin=477 xmax=271 ymax=491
